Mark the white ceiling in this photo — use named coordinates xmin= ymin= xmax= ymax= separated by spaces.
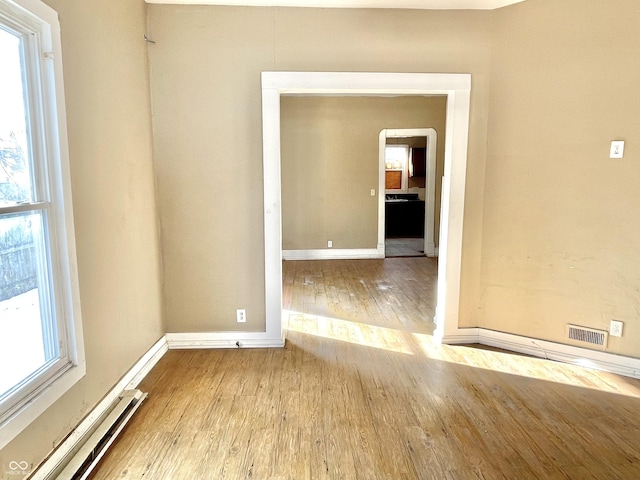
xmin=145 ymin=0 xmax=526 ymax=10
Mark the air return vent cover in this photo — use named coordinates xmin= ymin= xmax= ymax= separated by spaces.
xmin=566 ymin=324 xmax=608 ymax=349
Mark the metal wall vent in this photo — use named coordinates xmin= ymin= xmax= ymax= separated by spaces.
xmin=567 ymin=324 xmax=608 ymax=349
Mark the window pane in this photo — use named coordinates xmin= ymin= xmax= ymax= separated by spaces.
xmin=385 ymin=145 xmax=407 ymax=170
xmin=0 ymin=212 xmax=58 ymax=398
xmin=0 ymin=27 xmax=34 ymax=206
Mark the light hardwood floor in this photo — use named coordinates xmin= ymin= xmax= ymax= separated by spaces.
xmin=89 ymin=258 xmax=640 ymax=479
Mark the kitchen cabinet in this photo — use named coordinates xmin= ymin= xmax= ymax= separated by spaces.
xmin=385 ymin=194 xmax=425 ymax=238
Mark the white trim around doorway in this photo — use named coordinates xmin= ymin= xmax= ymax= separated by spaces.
xmin=261 ymin=71 xmax=471 ymax=344
xmin=380 ymin=128 xmax=438 ymax=257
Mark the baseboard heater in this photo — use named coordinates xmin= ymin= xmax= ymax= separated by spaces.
xmin=30 ymin=389 xmax=147 ymax=480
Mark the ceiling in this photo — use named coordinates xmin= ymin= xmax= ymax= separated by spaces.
xmin=145 ymin=0 xmax=526 ymax=10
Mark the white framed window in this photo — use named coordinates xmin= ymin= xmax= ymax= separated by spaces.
xmin=384 ymin=144 xmax=409 ymax=193
xmin=0 ymin=0 xmax=84 ymax=449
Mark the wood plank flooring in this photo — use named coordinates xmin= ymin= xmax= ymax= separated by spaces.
xmin=89 ymin=258 xmax=640 ymax=479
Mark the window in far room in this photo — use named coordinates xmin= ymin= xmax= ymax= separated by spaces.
xmin=384 ymin=144 xmax=409 ymax=192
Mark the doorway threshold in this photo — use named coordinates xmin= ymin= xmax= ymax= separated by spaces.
xmin=385 ymin=237 xmax=425 ymax=257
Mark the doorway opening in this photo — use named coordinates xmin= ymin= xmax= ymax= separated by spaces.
xmin=261 ymin=72 xmax=471 ymax=344
xmin=380 ymin=128 xmax=438 ymax=258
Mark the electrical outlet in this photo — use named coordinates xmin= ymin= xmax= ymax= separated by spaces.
xmin=236 ymin=309 xmax=246 ymax=323
xmin=327 ymin=240 xmax=332 ymax=248
xmin=610 ymin=320 xmax=623 ymax=337
xmin=610 ymin=141 xmax=624 ymax=159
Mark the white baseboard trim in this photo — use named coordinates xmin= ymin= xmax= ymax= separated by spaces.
xmin=438 ymin=327 xmax=479 ymax=345
xmin=441 ymin=328 xmax=640 ymax=379
xmin=30 ymin=336 xmax=168 ymax=479
xmin=124 ymin=336 xmax=169 ymax=389
xmin=166 ymin=331 xmax=285 ymax=349
xmin=283 ymin=248 xmax=383 ymax=260
xmin=30 ymin=328 xmax=285 ymax=477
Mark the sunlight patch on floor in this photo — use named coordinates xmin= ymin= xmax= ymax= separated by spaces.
xmin=411 ymin=332 xmax=640 ymax=398
xmin=284 ymin=310 xmax=415 ymax=355
xmin=284 ymin=310 xmax=640 ymax=399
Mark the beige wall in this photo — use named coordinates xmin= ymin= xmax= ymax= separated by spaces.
xmin=148 ymin=5 xmax=491 ymax=333
xmin=281 ymin=96 xmax=446 ymax=250
xmin=0 ymin=0 xmax=164 ymax=469
xmin=149 ymin=1 xmax=640 ymax=355
xmin=481 ymin=0 xmax=640 ymax=355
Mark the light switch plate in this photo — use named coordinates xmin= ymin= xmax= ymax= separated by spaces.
xmin=610 ymin=141 xmax=625 ymax=158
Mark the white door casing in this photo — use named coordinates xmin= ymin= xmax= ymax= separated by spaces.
xmin=380 ymin=128 xmax=438 ymax=257
xmin=262 ymin=71 xmax=471 ymax=342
